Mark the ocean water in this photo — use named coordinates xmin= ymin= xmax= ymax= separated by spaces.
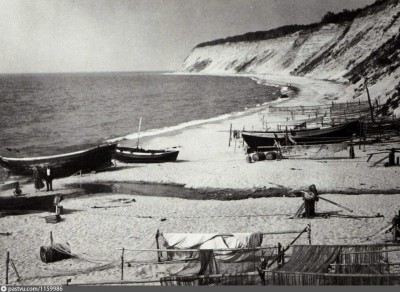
xmin=0 ymin=72 xmax=279 ymax=157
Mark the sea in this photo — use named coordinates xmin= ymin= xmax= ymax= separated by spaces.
xmin=0 ymin=72 xmax=279 ymax=158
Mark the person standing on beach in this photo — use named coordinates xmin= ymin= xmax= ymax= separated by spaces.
xmin=33 ymin=166 xmax=44 ymax=192
xmin=303 ymin=184 xmax=319 ymax=218
xmin=45 ymin=165 xmax=53 ymax=191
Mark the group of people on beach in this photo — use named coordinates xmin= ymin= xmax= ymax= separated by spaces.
xmin=33 ymin=165 xmax=54 ymax=192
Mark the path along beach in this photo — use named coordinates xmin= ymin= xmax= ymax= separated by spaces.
xmin=1 ymin=73 xmax=400 ymax=285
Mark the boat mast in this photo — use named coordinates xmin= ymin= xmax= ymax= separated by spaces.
xmin=137 ymin=117 xmax=142 ymax=148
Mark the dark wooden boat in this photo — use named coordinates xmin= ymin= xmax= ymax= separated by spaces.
xmin=0 ymin=143 xmax=117 ymax=178
xmin=114 ymin=146 xmax=179 ymax=163
xmin=242 ymin=120 xmax=362 ymax=150
xmin=0 ymin=194 xmax=56 ymax=211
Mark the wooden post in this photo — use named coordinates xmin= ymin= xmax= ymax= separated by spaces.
xmin=121 ymin=248 xmax=125 ymax=280
xmin=242 ymin=127 xmax=245 ymax=147
xmin=389 ymin=149 xmax=396 ymax=166
xmin=155 ymin=229 xmax=161 ymax=262
xmin=277 ymin=243 xmax=282 ymax=268
xmin=285 ymin=126 xmax=288 ymax=146
xmin=308 ymin=223 xmax=312 ymax=245
xmin=6 ymin=251 xmax=9 ymax=284
xmin=364 ymin=122 xmax=367 ymax=152
xmin=50 ymin=231 xmax=54 ymax=246
xmin=349 ymin=143 xmax=355 ymax=159
xmin=365 ymin=79 xmax=375 ymax=124
xmin=228 ymin=123 xmax=232 ymax=147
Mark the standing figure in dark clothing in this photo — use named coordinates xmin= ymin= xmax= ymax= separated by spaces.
xmin=45 ymin=165 xmax=53 ymax=191
xmin=303 ymin=184 xmax=319 ymax=218
xmin=392 ymin=211 xmax=400 ymax=243
xmin=33 ymin=166 xmax=44 ymax=192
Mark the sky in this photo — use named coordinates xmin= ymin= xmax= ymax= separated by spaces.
xmin=0 ymin=0 xmax=377 ymax=73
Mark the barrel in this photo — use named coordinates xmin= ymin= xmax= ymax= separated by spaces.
xmin=265 ymin=151 xmax=277 ymax=160
xmin=252 ymin=152 xmax=266 ymax=162
xmin=40 ymin=244 xmax=72 ymax=263
xmin=246 ymin=155 xmax=253 ymax=163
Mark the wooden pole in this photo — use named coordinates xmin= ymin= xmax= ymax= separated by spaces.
xmin=242 ymin=127 xmax=245 ymax=147
xmin=155 ymin=229 xmax=161 ymax=262
xmin=277 ymin=243 xmax=282 ymax=268
xmin=266 ymin=226 xmax=309 ymax=269
xmin=121 ymin=248 xmax=125 ymax=280
xmin=293 ymin=202 xmax=305 ymax=219
xmin=6 ymin=251 xmax=9 ymax=284
xmin=318 ymin=196 xmax=353 ymax=213
xmin=50 ymin=231 xmax=54 ymax=246
xmin=364 ymin=122 xmax=367 ymax=152
xmin=10 ymin=259 xmax=21 ymax=281
xmin=285 ymin=126 xmax=288 ymax=146
xmin=136 ymin=117 xmax=142 ymax=148
xmin=308 ymin=223 xmax=312 ymax=245
xmin=364 ymin=79 xmax=375 ymax=124
xmin=228 ymin=123 xmax=232 ymax=147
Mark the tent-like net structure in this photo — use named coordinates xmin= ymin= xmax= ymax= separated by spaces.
xmin=157 ymin=232 xmax=279 ymax=285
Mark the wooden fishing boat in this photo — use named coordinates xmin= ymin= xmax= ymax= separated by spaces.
xmin=242 ymin=120 xmax=362 ymax=150
xmin=114 ymin=117 xmax=179 ymax=163
xmin=114 ymin=146 xmax=179 ymax=163
xmin=0 ymin=143 xmax=117 ymax=178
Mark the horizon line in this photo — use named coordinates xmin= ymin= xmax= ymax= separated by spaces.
xmin=0 ymin=69 xmax=178 ymax=75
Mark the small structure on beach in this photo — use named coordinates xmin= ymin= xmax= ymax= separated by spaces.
xmin=40 ymin=232 xmax=72 ymax=263
xmin=154 ymin=228 xmax=311 ymax=286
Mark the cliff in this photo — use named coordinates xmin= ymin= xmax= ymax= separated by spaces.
xmin=181 ymin=0 xmax=400 ymax=114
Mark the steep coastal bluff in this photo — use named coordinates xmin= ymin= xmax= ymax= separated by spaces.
xmin=181 ymin=0 xmax=400 ymax=115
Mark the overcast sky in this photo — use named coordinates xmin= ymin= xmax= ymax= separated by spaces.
xmin=0 ymin=0 xmax=376 ymax=73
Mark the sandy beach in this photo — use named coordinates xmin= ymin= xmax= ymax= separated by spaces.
xmin=1 ymin=73 xmax=400 ymax=285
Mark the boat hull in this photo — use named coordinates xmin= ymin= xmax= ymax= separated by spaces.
xmin=0 ymin=143 xmax=118 ymax=178
xmin=114 ymin=147 xmax=179 ymax=163
xmin=242 ymin=121 xmax=361 ymax=150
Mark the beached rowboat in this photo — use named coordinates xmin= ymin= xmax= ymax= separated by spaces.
xmin=242 ymin=120 xmax=361 ymax=150
xmin=0 ymin=143 xmax=117 ymax=178
xmin=114 ymin=146 xmax=179 ymax=163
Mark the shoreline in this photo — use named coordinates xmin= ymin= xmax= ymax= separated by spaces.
xmin=54 ymin=72 xmax=399 ymax=194
xmin=2 ymin=72 xmax=399 ymax=196
xmin=109 ymin=74 xmax=287 ymax=145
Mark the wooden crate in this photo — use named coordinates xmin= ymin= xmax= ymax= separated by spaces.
xmin=45 ymin=215 xmax=61 ymax=224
